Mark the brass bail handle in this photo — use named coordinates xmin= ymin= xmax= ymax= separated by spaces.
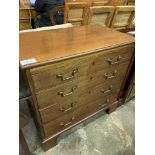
xmin=60 ymin=116 xmax=75 ymax=127
xmin=98 ymin=99 xmax=110 ymax=107
xmin=101 ymin=85 xmax=113 ymax=94
xmin=60 ymin=102 xmax=76 ymax=112
xmin=56 ymin=67 xmax=78 ymax=81
xmin=58 ymin=86 xmax=77 ymax=97
xmin=104 ymin=70 xmax=117 ymax=79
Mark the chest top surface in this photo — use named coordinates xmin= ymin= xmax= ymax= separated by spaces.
xmin=19 ymin=25 xmax=134 ymax=69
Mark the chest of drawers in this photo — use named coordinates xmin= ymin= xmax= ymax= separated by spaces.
xmin=19 ymin=25 xmax=134 ymax=151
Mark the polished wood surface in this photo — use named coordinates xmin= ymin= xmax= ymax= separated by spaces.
xmin=19 ymin=25 xmax=134 ymax=69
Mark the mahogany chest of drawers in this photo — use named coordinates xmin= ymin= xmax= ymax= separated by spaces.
xmin=19 ymin=25 xmax=135 ymax=151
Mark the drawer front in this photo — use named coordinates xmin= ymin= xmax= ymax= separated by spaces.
xmin=86 ymin=92 xmax=118 ymax=115
xmin=89 ymin=59 xmax=131 ymax=90
xmin=31 ymin=56 xmax=91 ymax=93
xmin=36 ymin=75 xmax=91 ymax=109
xmin=89 ymin=44 xmax=134 ymax=73
xmin=42 ymin=92 xmax=118 ymax=138
xmin=39 ymin=82 xmax=120 ymax=124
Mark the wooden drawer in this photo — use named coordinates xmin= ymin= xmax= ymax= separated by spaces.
xmin=30 ymin=56 xmax=91 ymax=93
xmin=42 ymin=92 xmax=118 ymax=138
xmin=86 ymin=92 xmax=118 ymax=115
xmin=19 ymin=9 xmax=30 ymax=19
xmin=36 ymin=59 xmax=129 ymax=109
xmin=19 ymin=20 xmax=32 ymax=30
xmin=36 ymin=64 xmax=125 ymax=110
xmin=36 ymin=75 xmax=91 ymax=109
xmin=39 ymin=82 xmax=120 ymax=124
xmin=89 ymin=44 xmax=134 ymax=73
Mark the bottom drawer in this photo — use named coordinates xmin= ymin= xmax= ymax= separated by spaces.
xmin=42 ymin=92 xmax=118 ymax=138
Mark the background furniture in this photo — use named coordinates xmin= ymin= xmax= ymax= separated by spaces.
xmin=110 ymin=6 xmax=135 ymax=31
xmin=65 ymin=0 xmax=111 ymax=6
xmin=19 ymin=8 xmax=32 ymax=30
xmin=92 ymin=0 xmax=112 ymax=6
xmin=20 ymin=25 xmax=134 ymax=151
xmin=127 ymin=0 xmax=135 ymax=5
xmin=64 ymin=2 xmax=89 ymax=26
xmin=110 ymin=0 xmax=128 ymax=5
xmin=20 ymin=0 xmax=31 ymax=8
xmin=88 ymin=6 xmax=115 ymax=27
xmin=19 ymin=0 xmax=39 ymax=30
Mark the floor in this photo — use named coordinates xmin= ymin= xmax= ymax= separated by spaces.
xmin=19 ymin=99 xmax=135 ymax=155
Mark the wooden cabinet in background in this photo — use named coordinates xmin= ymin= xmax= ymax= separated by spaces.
xmin=127 ymin=0 xmax=135 ymax=5
xmin=19 ymin=0 xmax=39 ymax=31
xmin=19 ymin=25 xmax=135 ymax=151
xmin=65 ymin=0 xmax=112 ymax=6
xmin=111 ymin=0 xmax=128 ymax=5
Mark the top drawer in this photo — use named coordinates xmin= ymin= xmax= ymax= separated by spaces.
xmin=30 ymin=44 xmax=134 ymax=93
xmin=89 ymin=44 xmax=134 ymax=73
xmin=30 ymin=55 xmax=92 ymax=93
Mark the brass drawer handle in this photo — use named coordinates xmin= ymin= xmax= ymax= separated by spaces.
xmin=58 ymin=86 xmax=77 ymax=97
xmin=107 ymin=56 xmax=124 ymax=65
xmin=104 ymin=70 xmax=117 ymax=79
xmin=60 ymin=102 xmax=76 ymax=112
xmin=98 ymin=99 xmax=110 ymax=108
xmin=60 ymin=116 xmax=75 ymax=127
xmin=101 ymin=85 xmax=113 ymax=94
xmin=56 ymin=68 xmax=78 ymax=81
